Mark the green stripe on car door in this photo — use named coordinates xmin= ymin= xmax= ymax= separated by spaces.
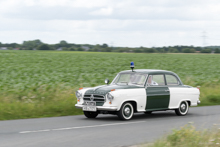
xmin=145 ymin=86 xmax=170 ymax=110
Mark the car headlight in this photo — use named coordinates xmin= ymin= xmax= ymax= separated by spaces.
xmin=107 ymin=92 xmax=114 ymax=102
xmin=75 ymin=90 xmax=82 ymax=99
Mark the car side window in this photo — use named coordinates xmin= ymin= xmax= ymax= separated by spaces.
xmin=147 ymin=75 xmax=165 ymax=86
xmin=166 ymin=75 xmax=179 ymax=85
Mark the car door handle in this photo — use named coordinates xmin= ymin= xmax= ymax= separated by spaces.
xmin=165 ymin=90 xmax=170 ymax=92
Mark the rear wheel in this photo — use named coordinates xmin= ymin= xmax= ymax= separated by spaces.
xmin=84 ymin=111 xmax=99 ymax=118
xmin=117 ymin=102 xmax=134 ymax=120
xmin=175 ymin=101 xmax=189 ymax=116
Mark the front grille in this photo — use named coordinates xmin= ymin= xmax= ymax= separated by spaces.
xmin=83 ymin=94 xmax=105 ymax=102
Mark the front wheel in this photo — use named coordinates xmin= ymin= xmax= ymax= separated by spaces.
xmin=117 ymin=102 xmax=134 ymax=120
xmin=84 ymin=111 xmax=99 ymax=118
xmin=175 ymin=101 xmax=189 ymax=116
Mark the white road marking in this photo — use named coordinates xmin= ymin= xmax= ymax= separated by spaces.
xmin=19 ymin=121 xmax=146 ymax=134
xmin=20 ymin=129 xmax=50 ymax=134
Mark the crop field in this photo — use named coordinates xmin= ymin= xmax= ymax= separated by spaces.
xmin=0 ymin=50 xmax=220 ymax=120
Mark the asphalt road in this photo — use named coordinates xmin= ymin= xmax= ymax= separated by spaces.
xmin=1 ymin=106 xmax=220 ymax=147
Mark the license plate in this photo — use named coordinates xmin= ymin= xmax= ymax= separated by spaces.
xmin=83 ymin=106 xmax=97 ymax=111
xmin=83 ymin=101 xmax=96 ymax=111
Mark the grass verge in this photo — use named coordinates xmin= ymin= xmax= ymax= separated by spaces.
xmin=0 ymin=87 xmax=83 ymax=120
xmin=141 ymin=124 xmax=220 ymax=147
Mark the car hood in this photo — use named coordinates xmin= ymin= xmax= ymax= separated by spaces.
xmin=84 ymin=84 xmax=143 ymax=95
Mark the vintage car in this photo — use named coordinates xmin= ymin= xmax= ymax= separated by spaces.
xmin=75 ymin=62 xmax=200 ymax=120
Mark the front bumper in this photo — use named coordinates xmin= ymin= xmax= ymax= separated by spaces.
xmin=75 ymin=104 xmax=118 ymax=111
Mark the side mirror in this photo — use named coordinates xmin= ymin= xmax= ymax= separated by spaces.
xmin=105 ymin=78 xmax=110 ymax=85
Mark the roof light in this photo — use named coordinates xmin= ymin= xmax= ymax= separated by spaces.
xmin=130 ymin=62 xmax=135 ymax=71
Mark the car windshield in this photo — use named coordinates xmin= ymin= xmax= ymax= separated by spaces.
xmin=112 ymin=73 xmax=148 ymax=86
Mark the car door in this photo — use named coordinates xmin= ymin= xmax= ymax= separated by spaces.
xmin=145 ymin=74 xmax=170 ymax=110
xmin=165 ymin=74 xmax=182 ymax=109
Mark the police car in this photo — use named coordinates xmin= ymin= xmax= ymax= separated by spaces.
xmin=75 ymin=62 xmax=200 ymax=120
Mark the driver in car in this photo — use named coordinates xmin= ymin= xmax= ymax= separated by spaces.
xmin=147 ymin=75 xmax=158 ymax=86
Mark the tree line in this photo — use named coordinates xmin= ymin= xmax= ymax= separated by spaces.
xmin=0 ymin=39 xmax=220 ymax=53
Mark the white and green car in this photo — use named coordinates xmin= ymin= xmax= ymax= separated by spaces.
xmin=75 ymin=64 xmax=200 ymax=120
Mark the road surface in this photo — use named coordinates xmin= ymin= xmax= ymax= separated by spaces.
xmin=1 ymin=106 xmax=220 ymax=147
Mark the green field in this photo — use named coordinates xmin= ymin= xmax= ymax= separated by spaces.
xmin=0 ymin=50 xmax=220 ymax=120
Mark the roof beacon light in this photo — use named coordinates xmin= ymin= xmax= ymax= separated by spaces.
xmin=130 ymin=62 xmax=135 ymax=72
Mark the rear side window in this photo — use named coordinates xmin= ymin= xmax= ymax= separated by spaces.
xmin=147 ymin=75 xmax=165 ymax=86
xmin=166 ymin=75 xmax=179 ymax=85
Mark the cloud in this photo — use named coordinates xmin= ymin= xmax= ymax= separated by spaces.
xmin=90 ymin=7 xmax=113 ymax=16
xmin=1 ymin=0 xmax=220 ymax=46
xmin=1 ymin=0 xmax=220 ymax=21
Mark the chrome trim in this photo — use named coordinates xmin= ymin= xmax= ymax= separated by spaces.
xmin=83 ymin=94 xmax=106 ymax=102
xmin=147 ymin=93 xmax=169 ymax=96
xmin=84 ymin=100 xmax=104 ymax=102
xmin=84 ymin=94 xmax=105 ymax=97
xmin=197 ymin=100 xmax=201 ymax=104
xmin=75 ymin=104 xmax=117 ymax=111
xmin=84 ymin=97 xmax=104 ymax=99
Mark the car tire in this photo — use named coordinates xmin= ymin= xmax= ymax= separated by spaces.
xmin=83 ymin=111 xmax=99 ymax=118
xmin=175 ymin=101 xmax=189 ymax=116
xmin=144 ymin=111 xmax=152 ymax=114
xmin=117 ymin=102 xmax=134 ymax=120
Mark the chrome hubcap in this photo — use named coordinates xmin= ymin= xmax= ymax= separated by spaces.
xmin=124 ymin=107 xmax=130 ymax=116
xmin=181 ymin=104 xmax=186 ymax=110
xmin=180 ymin=103 xmax=187 ymax=113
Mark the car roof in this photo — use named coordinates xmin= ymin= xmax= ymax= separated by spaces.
xmin=119 ymin=69 xmax=177 ymax=75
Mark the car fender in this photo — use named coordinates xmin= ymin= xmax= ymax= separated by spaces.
xmin=117 ymin=99 xmax=139 ymax=111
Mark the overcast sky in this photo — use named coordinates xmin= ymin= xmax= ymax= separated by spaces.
xmin=0 ymin=0 xmax=220 ymax=47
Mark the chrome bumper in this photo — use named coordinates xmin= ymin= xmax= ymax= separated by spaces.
xmin=75 ymin=104 xmax=118 ymax=111
xmin=197 ymin=100 xmax=201 ymax=105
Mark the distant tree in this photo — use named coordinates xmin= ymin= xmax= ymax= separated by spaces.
xmin=215 ymin=48 xmax=220 ymax=53
xmin=8 ymin=47 xmax=13 ymax=50
xmin=182 ymin=48 xmax=195 ymax=53
xmin=182 ymin=48 xmax=190 ymax=53
xmin=23 ymin=39 xmax=43 ymax=49
xmin=195 ymin=47 xmax=202 ymax=51
xmin=169 ymin=48 xmax=178 ymax=53
xmin=104 ymin=47 xmax=111 ymax=52
xmin=102 ymin=43 xmax=108 ymax=48
xmin=190 ymin=48 xmax=195 ymax=53
xmin=62 ymin=47 xmax=69 ymax=51
xmin=27 ymin=47 xmax=33 ymax=50
xmin=163 ymin=47 xmax=169 ymax=52
xmin=6 ymin=43 xmax=20 ymax=48
xmin=37 ymin=44 xmax=51 ymax=50
xmin=161 ymin=48 xmax=165 ymax=53
xmin=92 ymin=44 xmax=102 ymax=52
xmin=77 ymin=47 xmax=83 ymax=51
xmin=134 ymin=49 xmax=142 ymax=53
xmin=60 ymin=40 xmax=68 ymax=46
xmin=143 ymin=48 xmax=156 ymax=53
xmin=201 ymin=48 xmax=211 ymax=53
xmin=117 ymin=48 xmax=127 ymax=52
xmin=69 ymin=47 xmax=75 ymax=51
